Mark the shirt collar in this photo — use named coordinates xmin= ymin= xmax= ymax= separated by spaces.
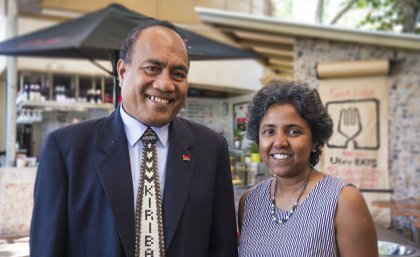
xmin=120 ymin=106 xmax=169 ymax=147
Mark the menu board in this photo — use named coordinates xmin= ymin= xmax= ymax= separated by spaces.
xmin=178 ymin=98 xmax=226 ymax=135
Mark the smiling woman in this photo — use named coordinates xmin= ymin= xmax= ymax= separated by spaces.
xmin=238 ymin=80 xmax=379 ymax=257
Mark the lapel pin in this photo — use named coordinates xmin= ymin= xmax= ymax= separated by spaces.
xmin=182 ymin=155 xmax=191 ymax=161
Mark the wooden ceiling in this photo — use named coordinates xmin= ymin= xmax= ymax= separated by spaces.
xmin=195 ymin=7 xmax=420 ymax=82
xmin=211 ymin=25 xmax=295 ymax=79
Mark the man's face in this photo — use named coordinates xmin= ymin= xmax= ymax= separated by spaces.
xmin=117 ymin=26 xmax=189 ymax=127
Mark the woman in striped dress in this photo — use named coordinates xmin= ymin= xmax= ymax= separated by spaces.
xmin=238 ymin=81 xmax=378 ymax=257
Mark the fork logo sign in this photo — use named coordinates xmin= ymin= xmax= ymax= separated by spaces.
xmin=319 ymin=76 xmax=389 ymax=190
xmin=326 ymin=99 xmax=380 ymax=150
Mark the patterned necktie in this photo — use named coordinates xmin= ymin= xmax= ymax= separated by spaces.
xmin=135 ymin=127 xmax=165 ymax=257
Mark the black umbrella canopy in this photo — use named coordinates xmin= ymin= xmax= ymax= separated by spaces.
xmin=0 ymin=3 xmax=258 ymax=61
xmin=0 ymin=4 xmax=259 ymax=108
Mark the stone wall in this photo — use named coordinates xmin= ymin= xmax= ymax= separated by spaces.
xmin=294 ymin=38 xmax=420 ymax=200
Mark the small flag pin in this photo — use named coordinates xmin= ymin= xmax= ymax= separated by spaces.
xmin=182 ymin=155 xmax=191 ymax=161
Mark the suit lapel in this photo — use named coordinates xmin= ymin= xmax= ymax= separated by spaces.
xmin=96 ymin=108 xmax=135 ymax=257
xmin=163 ymin=118 xmax=196 ymax=250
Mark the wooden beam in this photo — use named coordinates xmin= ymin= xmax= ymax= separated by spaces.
xmin=240 ymin=41 xmax=292 ymax=51
xmin=261 ymin=71 xmax=293 ymax=85
xmin=252 ymin=46 xmax=293 ymax=58
xmin=266 ymin=64 xmax=293 ymax=72
xmin=231 ymin=30 xmax=295 ymax=45
xmin=268 ymin=59 xmax=293 ymax=67
xmin=272 ymin=70 xmax=293 ymax=76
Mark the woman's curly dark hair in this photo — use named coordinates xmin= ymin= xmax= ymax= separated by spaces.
xmin=246 ymin=80 xmax=333 ymax=167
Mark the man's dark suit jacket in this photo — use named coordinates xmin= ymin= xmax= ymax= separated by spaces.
xmin=30 ymin=107 xmax=238 ymax=257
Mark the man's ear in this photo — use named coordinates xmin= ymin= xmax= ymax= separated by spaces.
xmin=117 ymin=59 xmax=126 ymax=87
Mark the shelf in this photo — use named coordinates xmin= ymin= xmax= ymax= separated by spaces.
xmin=17 ymin=100 xmax=114 ymax=112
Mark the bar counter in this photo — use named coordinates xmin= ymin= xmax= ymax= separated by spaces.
xmin=373 ymin=199 xmax=420 ymax=211
xmin=0 ymin=167 xmax=37 ymax=238
xmin=373 ymin=198 xmax=420 ymax=245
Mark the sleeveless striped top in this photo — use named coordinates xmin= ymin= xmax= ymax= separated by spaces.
xmin=239 ymin=175 xmax=348 ymax=257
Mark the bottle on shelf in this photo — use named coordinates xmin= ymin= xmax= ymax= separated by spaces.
xmin=24 ymin=84 xmax=30 ymax=100
xmin=29 ymin=84 xmax=35 ymax=101
xmin=95 ymin=89 xmax=102 ymax=103
xmin=30 ymin=83 xmax=41 ymax=101
xmin=55 ymin=85 xmax=67 ymax=102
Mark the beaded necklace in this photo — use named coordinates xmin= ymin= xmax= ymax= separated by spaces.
xmin=270 ymin=168 xmax=313 ymax=224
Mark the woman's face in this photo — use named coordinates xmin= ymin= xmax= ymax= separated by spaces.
xmin=258 ymin=103 xmax=314 ymax=178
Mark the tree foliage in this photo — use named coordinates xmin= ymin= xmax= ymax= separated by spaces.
xmin=355 ymin=0 xmax=420 ymax=33
xmin=270 ymin=0 xmax=419 ymax=34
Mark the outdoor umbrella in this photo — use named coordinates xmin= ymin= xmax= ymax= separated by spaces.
xmin=0 ymin=3 xmax=259 ymax=106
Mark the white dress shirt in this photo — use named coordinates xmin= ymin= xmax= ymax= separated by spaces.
xmin=120 ymin=107 xmax=169 ymax=211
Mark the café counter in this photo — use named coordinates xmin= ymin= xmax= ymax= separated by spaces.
xmin=0 ymin=167 xmax=37 ymax=238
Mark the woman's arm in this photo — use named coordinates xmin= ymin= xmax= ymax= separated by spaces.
xmin=335 ymin=186 xmax=379 ymax=257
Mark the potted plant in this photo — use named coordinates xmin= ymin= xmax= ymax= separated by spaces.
xmin=249 ymin=142 xmax=261 ymax=163
xmin=233 ymin=128 xmax=244 ymax=149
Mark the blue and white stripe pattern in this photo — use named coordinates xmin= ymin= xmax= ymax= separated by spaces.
xmin=239 ymin=175 xmax=347 ymax=257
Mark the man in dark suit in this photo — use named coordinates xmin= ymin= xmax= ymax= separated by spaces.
xmin=30 ymin=20 xmax=238 ymax=257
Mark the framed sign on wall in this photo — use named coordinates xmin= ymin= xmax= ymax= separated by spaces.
xmin=233 ymin=102 xmax=249 ymax=132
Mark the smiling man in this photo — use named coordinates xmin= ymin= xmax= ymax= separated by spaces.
xmin=117 ymin=24 xmax=189 ymax=127
xmin=30 ymin=20 xmax=238 ymax=257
